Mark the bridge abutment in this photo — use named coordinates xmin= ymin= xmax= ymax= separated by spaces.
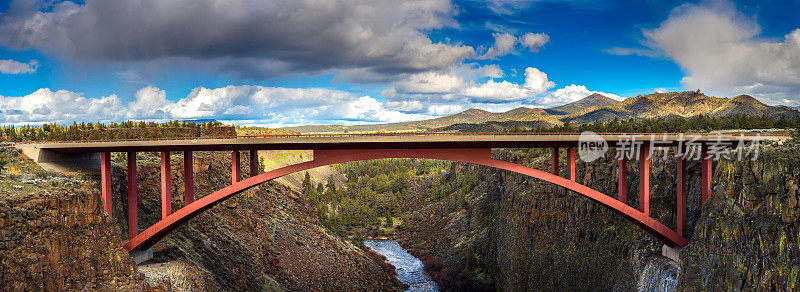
xmin=16 ymin=145 xmax=100 ymax=172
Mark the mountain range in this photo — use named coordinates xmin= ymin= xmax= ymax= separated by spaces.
xmin=283 ymin=90 xmax=799 ymax=133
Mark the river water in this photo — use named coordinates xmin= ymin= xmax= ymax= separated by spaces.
xmin=364 ymin=240 xmax=440 ymax=292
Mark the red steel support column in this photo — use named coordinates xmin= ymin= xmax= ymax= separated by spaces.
xmin=249 ymin=149 xmax=258 ymax=177
xmin=551 ymin=148 xmax=559 ymax=175
xmin=677 ymin=154 xmax=687 ymax=237
xmin=567 ymin=147 xmax=576 ymax=181
xmin=639 ymin=145 xmax=650 ymax=215
xmin=100 ymin=152 xmax=112 ymax=218
xmin=161 ymin=151 xmax=171 ymax=219
xmin=701 ymin=145 xmax=712 ymax=204
xmin=127 ymin=152 xmax=138 ymax=239
xmin=618 ymin=155 xmax=627 ymax=204
xmin=232 ymin=150 xmax=241 ymax=183
xmin=184 ymin=151 xmax=194 ymax=205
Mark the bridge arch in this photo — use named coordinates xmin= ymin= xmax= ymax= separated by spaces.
xmin=124 ymin=147 xmax=689 ymax=252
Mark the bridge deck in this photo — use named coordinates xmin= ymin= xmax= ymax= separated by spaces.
xmin=19 ymin=133 xmax=773 ymax=153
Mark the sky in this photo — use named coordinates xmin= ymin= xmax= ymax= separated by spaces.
xmin=0 ymin=0 xmax=798 ymax=127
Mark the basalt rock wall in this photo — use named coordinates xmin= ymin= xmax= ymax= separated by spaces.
xmin=0 ymin=175 xmax=154 ymax=290
xmin=679 ymin=145 xmax=800 ymax=290
xmin=400 ymin=148 xmax=705 ymax=291
xmin=116 ymin=151 xmax=403 ymax=291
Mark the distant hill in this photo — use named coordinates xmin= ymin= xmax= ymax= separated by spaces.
xmin=282 ymin=91 xmax=800 ymax=133
xmin=284 ymin=108 xmax=498 ymax=133
xmin=568 ymin=90 xmax=798 ymax=123
xmin=547 ymin=93 xmax=619 ymax=115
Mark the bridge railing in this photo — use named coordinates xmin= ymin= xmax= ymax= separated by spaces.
xmin=11 ymin=131 xmax=783 ymax=145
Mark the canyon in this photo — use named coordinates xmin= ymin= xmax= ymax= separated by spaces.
xmin=1 ymin=136 xmax=799 ymax=290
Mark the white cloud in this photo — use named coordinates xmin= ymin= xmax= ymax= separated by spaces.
xmin=519 ymin=33 xmax=549 ymax=52
xmin=0 ymin=59 xmax=38 ymax=74
xmin=625 ymin=0 xmax=800 ymax=104
xmin=459 ymin=67 xmax=555 ymax=103
xmin=392 ymin=71 xmax=467 ymax=94
xmin=385 ymin=66 xmax=553 ymax=105
xmin=372 ymin=66 xmax=556 ymax=116
xmin=523 ymin=67 xmax=556 ymax=94
xmin=462 ymin=80 xmax=531 ymax=102
xmin=0 ymin=88 xmax=125 ymax=124
xmin=319 ymin=96 xmax=425 ymax=123
xmin=477 ymin=32 xmax=517 ymax=59
xmin=384 ymin=63 xmax=505 ymax=98
xmin=127 ymin=86 xmax=171 ymax=119
xmin=0 ymin=86 xmax=427 ymax=126
xmin=533 ymin=84 xmax=623 ymax=107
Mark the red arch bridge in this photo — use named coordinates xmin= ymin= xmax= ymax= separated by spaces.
xmin=17 ymin=133 xmax=769 ymax=254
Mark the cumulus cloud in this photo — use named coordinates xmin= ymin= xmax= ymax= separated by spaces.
xmin=462 ymin=80 xmax=531 ymax=102
xmin=0 ymin=86 xmax=428 ymax=126
xmin=519 ymin=33 xmax=549 ymax=52
xmin=127 ymin=86 xmax=171 ymax=119
xmin=0 ymin=59 xmax=38 ymax=74
xmin=383 ymin=66 xmax=554 ymax=110
xmin=619 ymin=0 xmax=800 ymax=104
xmin=477 ymin=33 xmax=517 ymax=59
xmin=166 ymin=86 xmax=428 ymax=125
xmin=0 ymin=88 xmax=125 ymax=124
xmin=533 ymin=84 xmax=623 ymax=107
xmin=392 ymin=71 xmax=467 ymax=95
xmin=523 ymin=67 xmax=556 ymax=94
xmin=0 ymin=0 xmax=474 ymax=80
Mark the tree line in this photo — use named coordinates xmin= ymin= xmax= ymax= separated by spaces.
xmin=1 ymin=120 xmax=234 ymax=142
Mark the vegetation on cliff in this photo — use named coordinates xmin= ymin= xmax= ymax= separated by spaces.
xmin=301 ymin=159 xmax=449 ymax=241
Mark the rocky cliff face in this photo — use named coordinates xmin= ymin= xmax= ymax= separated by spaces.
xmin=680 ymin=144 xmax=800 ymax=290
xmin=400 ymin=144 xmax=800 ymax=291
xmin=0 ymin=147 xmax=401 ymax=291
xmin=398 ymin=147 xmax=709 ymax=291
xmin=0 ymin=148 xmax=153 ymax=290
xmin=114 ymin=151 xmax=402 ymax=291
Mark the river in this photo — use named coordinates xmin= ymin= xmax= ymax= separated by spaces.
xmin=364 ymin=240 xmax=440 ymax=292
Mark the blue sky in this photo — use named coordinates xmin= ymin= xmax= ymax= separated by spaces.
xmin=0 ymin=0 xmax=798 ymax=126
